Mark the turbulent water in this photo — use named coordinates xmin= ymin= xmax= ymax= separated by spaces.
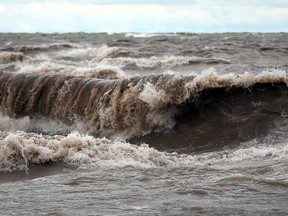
xmin=1 ymin=32 xmax=288 ymax=215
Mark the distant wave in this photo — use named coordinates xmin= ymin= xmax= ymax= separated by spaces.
xmin=125 ymin=33 xmax=178 ymax=38
xmin=0 ymin=45 xmax=231 ymax=73
xmin=96 ymin=56 xmax=231 ymax=69
xmin=1 ymin=43 xmax=75 ymax=52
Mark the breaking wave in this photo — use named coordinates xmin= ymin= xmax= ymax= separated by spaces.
xmin=0 ymin=69 xmax=286 ymax=138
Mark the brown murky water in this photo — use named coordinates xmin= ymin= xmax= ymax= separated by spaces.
xmin=1 ymin=32 xmax=288 ymax=215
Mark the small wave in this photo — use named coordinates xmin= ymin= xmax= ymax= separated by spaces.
xmin=56 ymin=45 xmax=129 ymax=61
xmin=96 ymin=56 xmax=231 ymax=69
xmin=1 ymin=43 xmax=75 ymax=52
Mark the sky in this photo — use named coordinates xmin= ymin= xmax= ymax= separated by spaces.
xmin=0 ymin=0 xmax=287 ymax=33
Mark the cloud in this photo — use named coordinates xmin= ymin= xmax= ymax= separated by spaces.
xmin=0 ymin=1 xmax=287 ymax=32
xmin=3 ymin=0 xmax=288 ymax=7
xmin=0 ymin=5 xmax=6 ymax=13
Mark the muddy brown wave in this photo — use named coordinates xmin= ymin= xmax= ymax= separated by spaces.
xmin=0 ymin=72 xmax=192 ymax=137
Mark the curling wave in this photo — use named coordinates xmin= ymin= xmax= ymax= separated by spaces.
xmin=0 ymin=69 xmax=287 ymax=139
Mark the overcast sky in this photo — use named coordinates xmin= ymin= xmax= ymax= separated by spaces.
xmin=0 ymin=0 xmax=287 ymax=33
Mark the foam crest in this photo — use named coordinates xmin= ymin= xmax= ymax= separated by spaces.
xmin=186 ymin=68 xmax=287 ymax=91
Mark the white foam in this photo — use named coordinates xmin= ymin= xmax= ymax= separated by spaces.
xmin=0 ymin=131 xmax=179 ymax=172
xmin=125 ymin=33 xmax=177 ymax=38
xmin=0 ymin=112 xmax=31 ymax=132
xmin=1 ymin=129 xmax=288 ymax=172
xmin=0 ymin=112 xmax=91 ymax=136
xmin=139 ymin=82 xmax=168 ymax=108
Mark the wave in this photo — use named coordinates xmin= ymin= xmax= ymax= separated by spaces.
xmin=125 ymin=33 xmax=178 ymax=38
xmin=95 ymin=56 xmax=231 ymax=69
xmin=0 ymin=69 xmax=286 ymax=139
xmin=131 ymin=80 xmax=288 ymax=154
xmin=0 ymin=44 xmax=129 ymax=64
xmin=1 ymin=130 xmax=287 ymax=172
xmin=15 ymin=62 xmax=126 ymax=79
xmin=0 ymin=71 xmax=188 ymax=137
xmin=56 ymin=45 xmax=129 ymax=61
xmin=1 ymin=68 xmax=288 ymax=172
xmin=0 ymin=52 xmax=28 ymax=64
xmin=1 ymin=43 xmax=75 ymax=53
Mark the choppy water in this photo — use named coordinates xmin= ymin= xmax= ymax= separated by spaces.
xmin=1 ymin=32 xmax=288 ymax=215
